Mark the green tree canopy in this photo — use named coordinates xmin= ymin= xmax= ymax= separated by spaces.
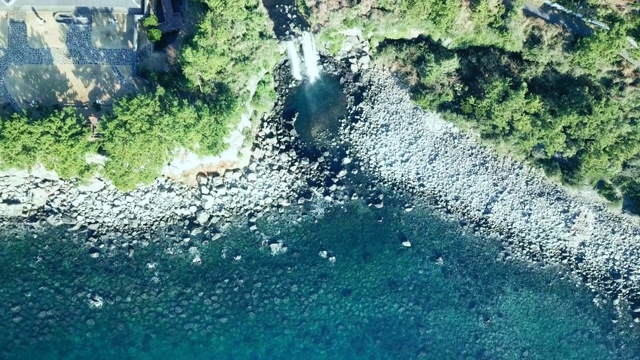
xmin=99 ymin=89 xmax=234 ymax=190
xmin=0 ymin=107 xmax=97 ymax=178
xmin=179 ymin=0 xmax=277 ymax=95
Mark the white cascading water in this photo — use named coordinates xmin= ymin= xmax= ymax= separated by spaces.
xmin=301 ymin=31 xmax=320 ymax=83
xmin=286 ymin=40 xmax=302 ymax=81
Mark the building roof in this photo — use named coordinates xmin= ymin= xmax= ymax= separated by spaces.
xmin=4 ymin=0 xmax=142 ymax=11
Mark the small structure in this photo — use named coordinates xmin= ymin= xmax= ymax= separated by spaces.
xmin=157 ymin=0 xmax=183 ymax=33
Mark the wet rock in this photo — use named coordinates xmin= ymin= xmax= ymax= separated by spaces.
xmin=269 ymin=241 xmax=287 ymax=256
xmin=87 ymin=294 xmax=104 ymax=309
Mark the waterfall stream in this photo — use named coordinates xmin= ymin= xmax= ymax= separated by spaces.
xmin=301 ymin=31 xmax=320 ymax=83
xmin=286 ymin=40 xmax=303 ymax=81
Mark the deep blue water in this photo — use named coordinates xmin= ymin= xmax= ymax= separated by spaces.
xmin=1 ymin=197 xmax=640 ymax=360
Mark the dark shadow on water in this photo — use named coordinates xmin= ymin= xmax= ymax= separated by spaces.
xmin=282 ymin=75 xmax=347 ymax=157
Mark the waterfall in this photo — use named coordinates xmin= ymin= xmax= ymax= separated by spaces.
xmin=286 ymin=41 xmax=302 ymax=81
xmin=301 ymin=31 xmax=320 ymax=83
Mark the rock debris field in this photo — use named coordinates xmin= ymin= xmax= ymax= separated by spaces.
xmin=345 ymin=66 xmax=640 ymax=320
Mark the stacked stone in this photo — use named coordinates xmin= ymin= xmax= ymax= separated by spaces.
xmin=344 ymin=65 xmax=640 ymax=320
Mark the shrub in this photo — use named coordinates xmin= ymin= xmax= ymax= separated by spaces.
xmin=147 ymin=28 xmax=162 ymax=42
xmin=143 ymin=14 xmax=159 ymax=28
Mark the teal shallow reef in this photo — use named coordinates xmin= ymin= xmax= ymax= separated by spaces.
xmin=1 ymin=197 xmax=639 ymax=360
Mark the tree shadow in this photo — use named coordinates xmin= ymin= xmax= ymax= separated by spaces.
xmin=262 ymin=0 xmax=310 ymax=39
xmin=622 ymin=192 xmax=639 ymax=215
xmin=5 ymin=64 xmax=75 ymax=108
xmin=464 ymin=47 xmax=523 ymax=79
xmin=614 ymin=175 xmax=640 ymax=215
xmin=71 ymin=64 xmax=129 ymax=106
xmin=4 ymin=21 xmax=70 ymax=111
xmin=65 ymin=8 xmax=137 ymax=108
xmin=527 ymin=68 xmax=601 ymax=117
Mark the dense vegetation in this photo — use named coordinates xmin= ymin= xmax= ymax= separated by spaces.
xmin=2 ymin=0 xmax=640 ymax=209
xmin=99 ymin=88 xmax=237 ymax=190
xmin=0 ymin=0 xmax=277 ymax=191
xmin=179 ymin=0 xmax=278 ymax=97
xmin=0 ymin=107 xmax=97 ymax=179
xmin=309 ymin=0 xmax=640 ymax=211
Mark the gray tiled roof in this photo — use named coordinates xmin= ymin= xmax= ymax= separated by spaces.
xmin=3 ymin=0 xmax=141 ymax=10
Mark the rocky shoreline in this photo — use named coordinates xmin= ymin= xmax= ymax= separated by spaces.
xmin=0 ymin=59 xmax=359 ymax=251
xmin=344 ymin=66 xmax=640 ymax=321
xmin=2 ymin=51 xmax=640 ymax=323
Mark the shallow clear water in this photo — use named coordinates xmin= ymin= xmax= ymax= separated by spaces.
xmin=2 ymin=197 xmax=639 ymax=360
xmin=283 ymin=76 xmax=347 ymax=156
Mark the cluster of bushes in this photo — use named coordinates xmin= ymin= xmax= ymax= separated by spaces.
xmin=142 ymin=14 xmax=162 ymax=42
xmin=374 ymin=1 xmax=640 ymax=210
xmin=0 ymin=0 xmax=278 ymax=191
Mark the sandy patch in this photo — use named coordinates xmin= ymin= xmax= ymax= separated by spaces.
xmin=26 ymin=12 xmax=69 ymax=49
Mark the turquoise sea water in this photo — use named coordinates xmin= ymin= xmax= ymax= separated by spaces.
xmin=1 ymin=197 xmax=640 ymax=360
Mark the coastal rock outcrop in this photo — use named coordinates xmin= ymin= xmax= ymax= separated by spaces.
xmin=0 ymin=62 xmax=354 ymax=244
xmin=344 ymin=66 xmax=640 ymax=321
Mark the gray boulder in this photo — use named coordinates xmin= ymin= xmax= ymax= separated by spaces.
xmin=0 ymin=203 xmax=25 ymax=217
